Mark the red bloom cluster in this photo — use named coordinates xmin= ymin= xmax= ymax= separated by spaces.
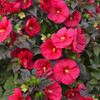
xmin=0 ymin=0 xmax=33 ymax=15
xmin=44 ymin=82 xmax=62 ymax=100
xmin=54 ymin=59 xmax=80 ymax=85
xmin=4 ymin=1 xmax=20 ymax=14
xmin=40 ymin=0 xmax=70 ymax=24
xmin=24 ymin=16 xmax=40 ymax=37
xmin=65 ymin=83 xmax=87 ymax=100
xmin=0 ymin=16 xmax=12 ymax=42
xmin=16 ymin=0 xmax=33 ymax=10
xmin=65 ymin=10 xmax=81 ymax=28
xmin=18 ymin=51 xmax=34 ymax=69
xmin=41 ymin=27 xmax=86 ymax=59
xmin=8 ymin=88 xmax=31 ymax=100
xmin=11 ymin=48 xmax=34 ymax=69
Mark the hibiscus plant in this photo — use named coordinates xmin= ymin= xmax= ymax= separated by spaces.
xmin=0 ymin=0 xmax=100 ymax=100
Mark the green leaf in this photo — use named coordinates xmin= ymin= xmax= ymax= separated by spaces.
xmin=28 ymin=6 xmax=37 ymax=18
xmin=4 ymin=76 xmax=14 ymax=90
xmin=76 ymin=60 xmax=91 ymax=82
xmin=84 ymin=34 xmax=90 ymax=44
xmin=93 ymin=46 xmax=100 ymax=56
xmin=3 ymin=89 xmax=13 ymax=100
xmin=0 ymin=86 xmax=3 ymax=98
xmin=40 ymin=23 xmax=47 ymax=33
xmin=12 ymin=63 xmax=21 ymax=73
xmin=6 ymin=63 xmax=13 ymax=71
xmin=93 ymin=72 xmax=100 ymax=80
xmin=89 ymin=64 xmax=100 ymax=70
xmin=16 ymin=41 xmax=30 ymax=49
xmin=71 ymin=1 xmax=77 ymax=9
xmin=20 ymin=69 xmax=31 ymax=80
xmin=85 ymin=5 xmax=96 ymax=13
xmin=88 ymin=78 xmax=98 ymax=85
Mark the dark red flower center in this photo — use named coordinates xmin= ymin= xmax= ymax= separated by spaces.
xmin=43 ymin=66 xmax=46 ymax=71
xmin=24 ymin=0 xmax=26 ymax=3
xmin=65 ymin=69 xmax=69 ymax=73
xmin=48 ymin=89 xmax=53 ymax=94
xmin=57 ymin=10 xmax=60 ymax=14
xmin=0 ymin=29 xmax=5 ymax=36
xmin=71 ymin=92 xmax=74 ymax=97
xmin=61 ymin=36 xmax=65 ymax=41
xmin=55 ymin=8 xmax=61 ymax=14
xmin=70 ymin=17 xmax=73 ymax=20
xmin=0 ymin=29 xmax=5 ymax=32
xmin=29 ymin=26 xmax=33 ymax=31
xmin=52 ymin=48 xmax=56 ymax=53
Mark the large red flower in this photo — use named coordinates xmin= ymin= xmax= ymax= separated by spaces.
xmin=40 ymin=0 xmax=53 ymax=12
xmin=8 ymin=88 xmax=31 ymax=100
xmin=4 ymin=1 xmax=20 ymax=13
xmin=44 ymin=82 xmax=62 ymax=100
xmin=11 ymin=48 xmax=30 ymax=58
xmin=34 ymin=59 xmax=53 ymax=77
xmin=54 ymin=59 xmax=80 ymax=85
xmin=65 ymin=88 xmax=82 ymax=100
xmin=65 ymin=10 xmax=81 ymax=28
xmin=47 ymin=0 xmax=69 ymax=23
xmin=18 ymin=51 xmax=34 ymax=69
xmin=24 ymin=16 xmax=40 ymax=37
xmin=41 ymin=39 xmax=62 ymax=60
xmin=0 ymin=16 xmax=12 ymax=42
xmin=51 ymin=27 xmax=75 ymax=48
xmin=16 ymin=0 xmax=32 ymax=9
xmin=71 ymin=27 xmax=86 ymax=53
xmin=80 ymin=97 xmax=94 ymax=100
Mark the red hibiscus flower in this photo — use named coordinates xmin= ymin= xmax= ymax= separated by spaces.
xmin=11 ymin=48 xmax=30 ymax=58
xmin=65 ymin=88 xmax=82 ymax=100
xmin=65 ymin=10 xmax=81 ymax=28
xmin=16 ymin=0 xmax=32 ymax=9
xmin=18 ymin=51 xmax=34 ymax=69
xmin=41 ymin=39 xmax=62 ymax=60
xmin=71 ymin=27 xmax=86 ymax=53
xmin=24 ymin=16 xmax=40 ymax=37
xmin=54 ymin=59 xmax=80 ymax=85
xmin=80 ymin=97 xmax=94 ymax=100
xmin=34 ymin=59 xmax=53 ymax=77
xmin=4 ymin=1 xmax=20 ymax=14
xmin=47 ymin=0 xmax=69 ymax=23
xmin=51 ymin=27 xmax=75 ymax=48
xmin=8 ymin=88 xmax=24 ymax=100
xmin=44 ymin=82 xmax=62 ymax=100
xmin=8 ymin=88 xmax=31 ymax=100
xmin=0 ymin=16 xmax=12 ymax=42
xmin=40 ymin=0 xmax=53 ymax=12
